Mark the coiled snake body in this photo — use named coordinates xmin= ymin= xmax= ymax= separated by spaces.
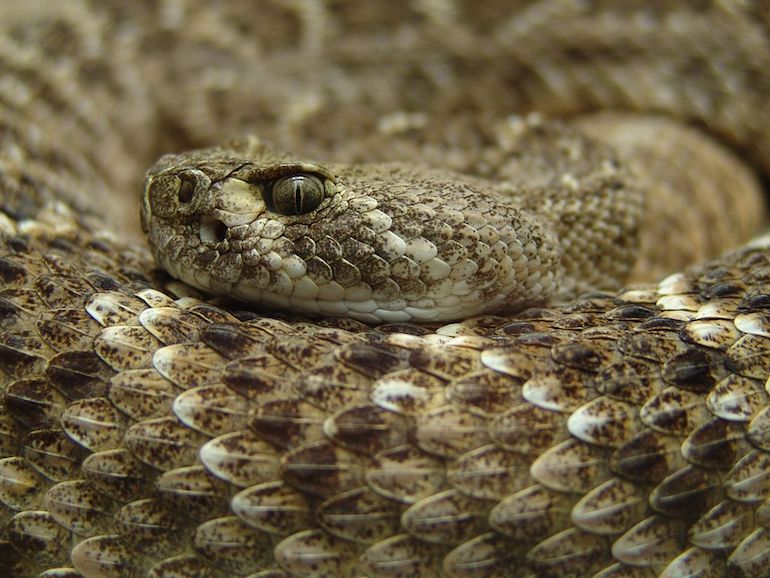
xmin=2 ymin=2 xmax=770 ymax=577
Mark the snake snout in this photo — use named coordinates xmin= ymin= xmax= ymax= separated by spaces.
xmin=144 ymin=169 xmax=212 ymax=221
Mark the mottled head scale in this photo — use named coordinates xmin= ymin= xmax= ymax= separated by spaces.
xmin=141 ymin=135 xmax=567 ymax=323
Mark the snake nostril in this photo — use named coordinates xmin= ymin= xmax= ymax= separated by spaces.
xmin=177 ymin=175 xmax=196 ymax=203
xmin=200 ymin=216 xmax=228 ymax=243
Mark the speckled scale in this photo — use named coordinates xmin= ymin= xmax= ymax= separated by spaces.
xmin=735 ymin=311 xmax=770 ymax=337
xmin=550 ymin=312 xmax=602 ymax=332
xmin=364 ymin=444 xmax=446 ymax=505
xmin=447 ymin=444 xmax=530 ymax=501
xmin=4 ymin=378 xmax=66 ymax=429
xmin=689 ymin=498 xmax=756 ymax=550
xmin=267 ymin=336 xmax=332 ymax=371
xmin=551 ymin=340 xmax=618 ymax=373
xmin=640 ymin=386 xmax=710 ymax=436
xmin=200 ymin=322 xmax=275 ymax=360
xmin=725 ymin=334 xmax=770 ymax=380
xmin=530 ymin=438 xmax=611 ymax=493
xmin=0 ymin=456 xmax=43 ymax=510
xmin=747 ymin=405 xmax=770 ymax=450
xmin=147 ymin=554 xmax=221 ymax=578
xmin=571 ymin=477 xmax=647 ymax=536
xmin=280 ymin=440 xmax=363 ymax=496
xmin=682 ymin=318 xmax=741 ymax=351
xmin=695 ymin=297 xmax=743 ymax=321
xmin=223 ymin=356 xmax=295 ymax=402
xmin=414 ymin=404 xmax=490 ymax=458
xmin=123 ymin=416 xmax=205 ymax=470
xmin=727 ymin=527 xmax=770 ymax=577
xmin=106 ymin=368 xmax=181 ymax=420
xmin=522 ymin=369 xmax=599 ymax=413
xmin=335 ymin=342 xmax=413 ymax=379
xmin=316 ymin=487 xmax=401 ymax=544
xmin=445 ymin=369 xmax=525 ymax=416
xmin=46 ymin=351 xmax=110 ymax=400
xmin=113 ymin=498 xmax=184 ymax=555
xmin=661 ymin=347 xmax=727 ymax=393
xmin=94 ymin=325 xmax=161 ymax=371
xmin=438 ymin=532 xmax=521 ymax=578
xmin=659 ymin=547 xmax=725 ymax=578
xmin=593 ymin=357 xmax=665 ymax=406
xmin=195 ymin=516 xmax=274 ymax=573
xmin=138 ymin=306 xmax=209 ymax=345
xmin=37 ymin=307 xmax=101 ymax=352
xmin=610 ymin=429 xmax=686 ymax=483
xmin=153 ymin=342 xmax=228 ymax=388
xmin=249 ymin=398 xmax=327 ymax=448
xmin=0 ymin=304 xmax=33 ymax=352
xmin=35 ymin=275 xmax=96 ymax=309
xmin=401 ymin=488 xmax=488 ymax=545
xmin=649 ymin=465 xmax=722 ymax=518
xmin=6 ymin=510 xmax=71 ymax=564
xmin=45 ymin=480 xmax=111 ymax=535
xmin=183 ymin=301 xmax=240 ymax=325
xmin=199 ymin=429 xmax=280 ymax=488
xmin=173 ymin=383 xmax=248 ymax=436
xmin=489 ymin=403 xmax=568 ymax=455
xmin=86 ymin=291 xmax=148 ymax=327
xmin=528 ymin=528 xmax=611 ymax=578
xmin=60 ymin=397 xmax=126 ymax=452
xmin=231 ymin=480 xmax=311 ymax=535
xmin=409 ymin=344 xmax=483 ymax=381
xmin=0 ymin=330 xmax=48 ymax=378
xmin=324 ymin=404 xmax=410 ymax=455
xmin=611 ymin=515 xmax=686 ymax=567
xmin=370 ymin=368 xmax=447 ymax=416
xmin=360 ymin=536 xmax=440 ymax=578
xmin=71 ymin=534 xmax=133 ymax=578
xmin=274 ymin=529 xmax=358 ymax=578
xmin=156 ymin=465 xmax=230 ymax=519
xmin=617 ymin=327 xmax=690 ymax=364
xmin=23 ymin=428 xmax=81 ymax=482
xmin=134 ymin=289 xmax=178 ymax=310
xmin=567 ymin=395 xmax=643 ymax=448
xmin=724 ymin=449 xmax=770 ymax=502
xmin=81 ymin=449 xmax=148 ymax=503
xmin=293 ymin=361 xmax=372 ymax=412
xmin=707 ymin=374 xmax=768 ymax=422
xmin=681 ymin=417 xmax=749 ymax=469
xmin=480 ymin=343 xmax=563 ymax=382
xmin=489 ymin=483 xmax=572 ymax=544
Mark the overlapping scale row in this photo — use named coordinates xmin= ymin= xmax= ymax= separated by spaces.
xmin=1 ymin=230 xmax=769 ymax=577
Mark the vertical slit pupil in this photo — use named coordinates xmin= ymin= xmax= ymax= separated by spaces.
xmin=295 ymin=182 xmax=302 ymax=213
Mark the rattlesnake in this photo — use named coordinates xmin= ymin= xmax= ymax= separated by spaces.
xmin=2 ymin=1 xmax=770 ymax=577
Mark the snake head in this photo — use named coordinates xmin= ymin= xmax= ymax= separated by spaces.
xmin=142 ymin=138 xmax=562 ymax=323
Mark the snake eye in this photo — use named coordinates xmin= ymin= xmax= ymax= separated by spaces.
xmin=271 ymin=174 xmax=325 ymax=215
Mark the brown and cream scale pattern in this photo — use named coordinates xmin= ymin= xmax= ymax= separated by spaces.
xmin=2 ymin=1 xmax=770 ymax=577
xmin=142 ymin=132 xmax=584 ymax=324
xmin=2 ymin=225 xmax=770 ymax=577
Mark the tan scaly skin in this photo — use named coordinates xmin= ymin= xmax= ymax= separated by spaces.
xmin=0 ymin=2 xmax=769 ymax=577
